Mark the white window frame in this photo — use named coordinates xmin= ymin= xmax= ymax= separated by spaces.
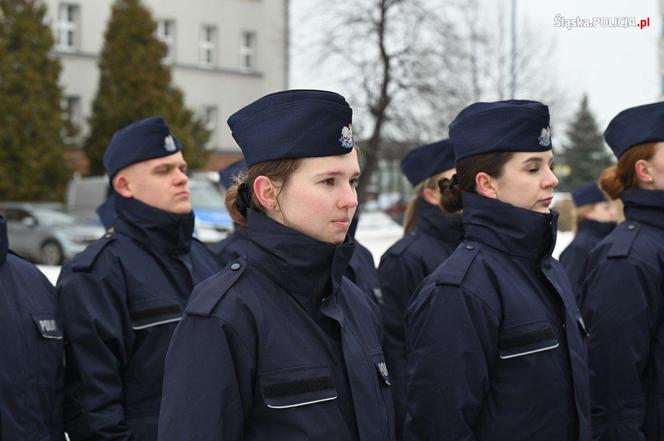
xmin=240 ymin=31 xmax=256 ymax=71
xmin=61 ymin=95 xmax=81 ymax=141
xmin=199 ymin=25 xmax=217 ymax=67
xmin=202 ymin=105 xmax=218 ymax=149
xmin=157 ymin=19 xmax=176 ymax=64
xmin=56 ymin=3 xmax=79 ymax=51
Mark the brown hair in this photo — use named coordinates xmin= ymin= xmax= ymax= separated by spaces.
xmin=403 ymin=172 xmax=446 ymax=234
xmin=225 ymin=159 xmax=302 ymax=225
xmin=439 ymin=152 xmax=514 ymax=213
xmin=599 ymin=143 xmax=656 ymax=199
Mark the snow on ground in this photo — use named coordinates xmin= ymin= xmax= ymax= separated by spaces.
xmin=37 ymin=211 xmax=575 ymax=286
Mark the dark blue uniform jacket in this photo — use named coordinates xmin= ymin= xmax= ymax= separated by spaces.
xmin=378 ymin=198 xmax=463 ymax=436
xmin=212 ymin=218 xmax=382 ymax=304
xmin=210 ymin=223 xmax=249 ymax=267
xmin=559 ymin=219 xmax=615 ymax=297
xmin=158 ymin=210 xmax=394 ymax=441
xmin=56 ymin=196 xmax=220 ymax=441
xmin=0 ymin=217 xmax=65 ymax=441
xmin=580 ymin=189 xmax=664 ymax=441
xmin=405 ymin=193 xmax=590 ymax=441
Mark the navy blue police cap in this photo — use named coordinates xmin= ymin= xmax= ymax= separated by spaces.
xmin=103 ymin=116 xmax=182 ymax=180
xmin=449 ymin=100 xmax=552 ymax=161
xmin=218 ymin=159 xmax=247 ymax=189
xmin=571 ymin=182 xmax=606 ymax=207
xmin=227 ymin=89 xmax=354 ymax=167
xmin=400 ymin=139 xmax=455 ymax=186
xmin=604 ymin=102 xmax=664 ymax=158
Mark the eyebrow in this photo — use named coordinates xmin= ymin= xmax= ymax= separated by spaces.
xmin=314 ymin=170 xmax=361 ymax=178
xmin=522 ymin=156 xmax=554 ymax=165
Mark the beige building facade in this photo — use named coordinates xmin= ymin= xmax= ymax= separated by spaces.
xmin=44 ymin=0 xmax=289 ymax=157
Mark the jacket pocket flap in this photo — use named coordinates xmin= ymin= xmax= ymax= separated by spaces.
xmin=260 ymin=365 xmax=337 ymax=409
xmin=130 ymin=303 xmax=182 ymax=330
xmin=31 ymin=313 xmax=63 ymax=340
xmin=498 ymin=325 xmax=558 ymax=359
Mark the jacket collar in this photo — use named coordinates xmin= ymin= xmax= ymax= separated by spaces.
xmin=621 ymin=189 xmax=664 ymax=230
xmin=244 ymin=210 xmax=355 ymax=314
xmin=577 ymin=219 xmax=616 ymax=239
xmin=462 ymin=192 xmax=557 ymax=259
xmin=0 ymin=217 xmax=7 ymax=266
xmin=113 ymin=196 xmax=195 ymax=255
xmin=416 ymin=197 xmax=464 ymax=244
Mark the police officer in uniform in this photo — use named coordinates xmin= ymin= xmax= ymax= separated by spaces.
xmin=378 ymin=139 xmax=462 ymax=437
xmin=158 ymin=90 xmax=394 ymax=441
xmin=559 ymin=182 xmax=616 ymax=296
xmin=405 ymin=100 xmax=590 ymax=441
xmin=0 ymin=215 xmax=64 ymax=440
xmin=581 ymin=102 xmax=664 ymax=441
xmin=56 ymin=117 xmax=221 ymax=441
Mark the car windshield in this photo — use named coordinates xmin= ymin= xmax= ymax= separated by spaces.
xmin=32 ymin=208 xmax=77 ymax=226
xmin=189 ymin=180 xmax=226 ymax=210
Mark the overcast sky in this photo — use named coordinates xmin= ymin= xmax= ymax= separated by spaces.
xmin=290 ymin=0 xmax=660 ymax=134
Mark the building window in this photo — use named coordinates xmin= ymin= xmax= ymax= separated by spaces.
xmin=157 ymin=19 xmax=176 ymax=63
xmin=199 ymin=25 xmax=217 ymax=67
xmin=240 ymin=31 xmax=256 ymax=70
xmin=202 ymin=106 xmax=218 ymax=149
xmin=61 ymin=95 xmax=82 ymax=141
xmin=56 ymin=3 xmax=79 ymax=51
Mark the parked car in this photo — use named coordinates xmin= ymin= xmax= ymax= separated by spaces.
xmin=0 ymin=202 xmax=105 ymax=265
xmin=66 ymin=174 xmax=233 ymax=245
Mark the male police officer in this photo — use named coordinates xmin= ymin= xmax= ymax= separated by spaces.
xmin=57 ymin=117 xmax=220 ymax=441
xmin=0 ymin=215 xmax=65 ymax=440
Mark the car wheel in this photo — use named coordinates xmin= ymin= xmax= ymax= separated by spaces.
xmin=40 ymin=240 xmax=63 ymax=266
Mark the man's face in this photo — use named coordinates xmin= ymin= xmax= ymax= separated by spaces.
xmin=114 ymin=152 xmax=191 ymax=214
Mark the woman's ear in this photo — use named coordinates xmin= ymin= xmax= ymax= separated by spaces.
xmin=635 ymin=159 xmax=655 ymax=188
xmin=421 ymin=187 xmax=441 ymax=205
xmin=475 ymin=172 xmax=498 ymax=199
xmin=253 ymin=176 xmax=280 ymax=214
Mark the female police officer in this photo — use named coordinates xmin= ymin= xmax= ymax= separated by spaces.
xmin=405 ymin=100 xmax=590 ymax=441
xmin=377 ymin=139 xmax=462 ymax=437
xmin=580 ymin=102 xmax=664 ymax=441
xmin=158 ymin=90 xmax=394 ymax=441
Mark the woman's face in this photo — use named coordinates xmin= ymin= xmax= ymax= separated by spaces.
xmin=275 ymin=149 xmax=360 ymax=244
xmin=487 ymin=150 xmax=559 ymax=213
xmin=585 ymin=201 xmax=618 ymax=223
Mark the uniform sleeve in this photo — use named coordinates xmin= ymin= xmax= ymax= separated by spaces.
xmin=158 ymin=314 xmax=255 ymax=441
xmin=581 ymin=257 xmax=661 ymax=441
xmin=57 ymin=268 xmax=134 ymax=441
xmin=404 ymin=284 xmax=499 ymax=441
xmin=378 ymin=253 xmax=426 ymax=439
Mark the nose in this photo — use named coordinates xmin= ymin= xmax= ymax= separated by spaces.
xmin=339 ymin=183 xmax=359 ymax=210
xmin=543 ymin=166 xmax=559 ymax=189
xmin=174 ymin=168 xmax=189 ymax=186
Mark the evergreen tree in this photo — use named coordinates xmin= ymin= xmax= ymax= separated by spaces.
xmin=0 ymin=0 xmax=70 ymax=200
xmin=84 ymin=0 xmax=209 ymax=175
xmin=558 ymin=95 xmax=614 ymax=192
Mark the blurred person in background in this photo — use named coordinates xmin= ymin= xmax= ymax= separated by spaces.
xmin=559 ymin=181 xmax=617 ymax=296
xmin=377 ymin=139 xmax=462 ymax=438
